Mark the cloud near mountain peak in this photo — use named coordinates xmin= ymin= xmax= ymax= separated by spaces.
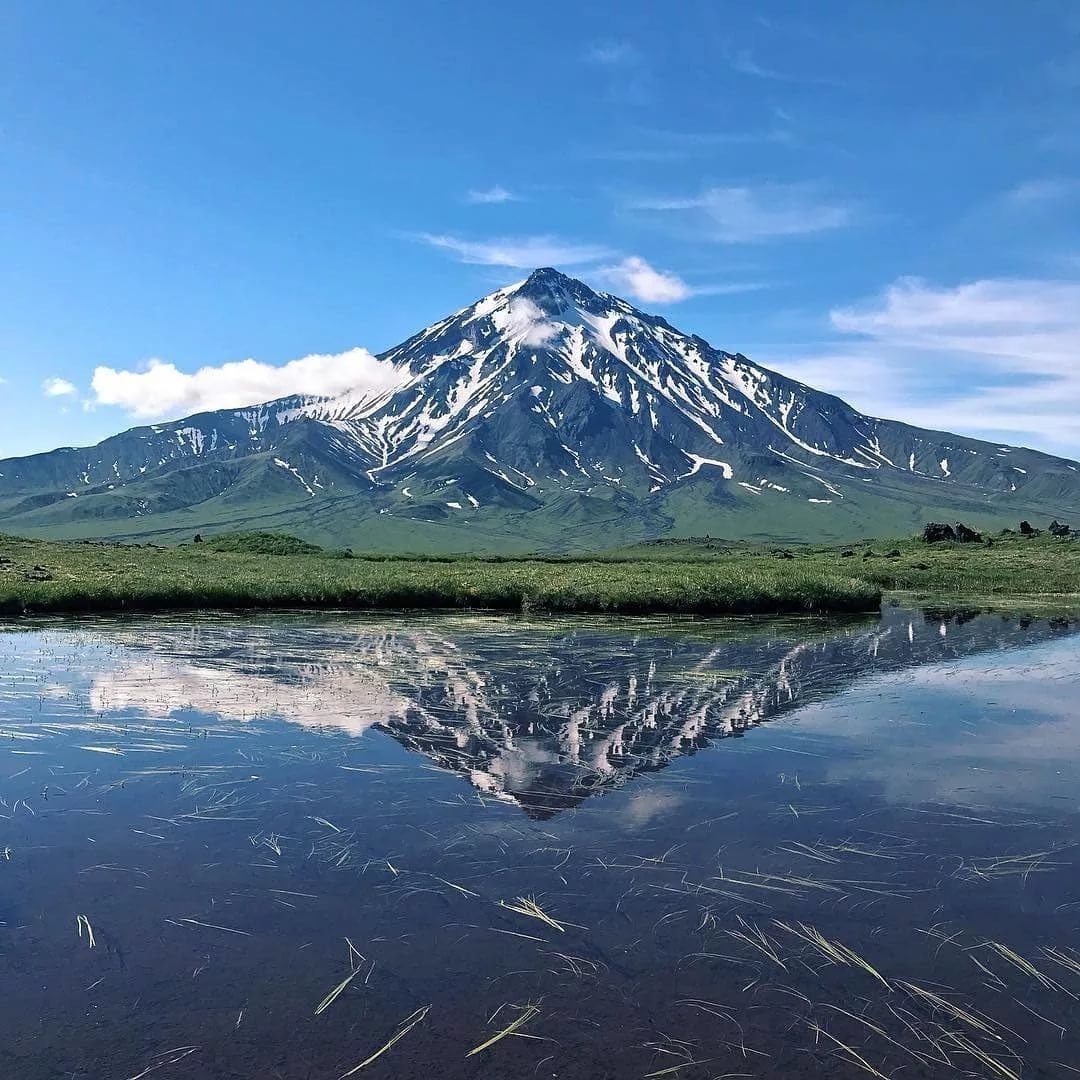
xmin=91 ymin=349 xmax=402 ymax=419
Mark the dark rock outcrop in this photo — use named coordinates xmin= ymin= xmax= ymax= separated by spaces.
xmin=922 ymin=523 xmax=956 ymax=542
xmin=922 ymin=522 xmax=981 ymax=543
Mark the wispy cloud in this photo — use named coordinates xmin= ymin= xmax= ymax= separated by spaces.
xmin=466 ymin=185 xmax=520 ymax=205
xmin=830 ymin=277 xmax=1080 ymax=357
xmin=773 ymin=276 xmax=1080 ymax=455
xmin=585 ymin=124 xmax=795 ymax=162
xmin=586 ymin=40 xmax=640 ymax=66
xmin=633 ymin=183 xmax=854 ymax=243
xmin=417 ymin=233 xmax=613 ymax=268
xmin=502 ymin=298 xmax=559 ymax=347
xmin=730 ymin=50 xmax=790 ymax=81
xmin=728 ymin=49 xmax=842 ymax=87
xmin=1005 ymin=178 xmax=1078 ymax=206
xmin=91 ymin=348 xmax=402 ymax=420
xmin=1047 ymin=50 xmax=1080 ymax=88
xmin=42 ymin=377 xmax=77 ymax=397
xmin=596 ymin=257 xmax=692 ymax=303
xmin=584 ymin=38 xmax=650 ymax=104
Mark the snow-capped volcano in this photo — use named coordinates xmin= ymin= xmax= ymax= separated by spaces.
xmin=2 ymin=268 xmax=1079 ymax=550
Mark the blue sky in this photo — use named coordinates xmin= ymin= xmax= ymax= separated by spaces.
xmin=3 ymin=1 xmax=1080 ymax=458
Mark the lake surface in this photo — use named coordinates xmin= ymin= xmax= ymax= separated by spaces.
xmin=2 ymin=606 xmax=1080 ymax=1080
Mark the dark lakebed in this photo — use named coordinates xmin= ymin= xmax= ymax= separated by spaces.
xmin=1 ymin=606 xmax=1079 ymax=1079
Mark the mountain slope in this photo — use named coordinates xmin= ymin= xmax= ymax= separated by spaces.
xmin=3 ymin=268 xmax=1079 ymax=550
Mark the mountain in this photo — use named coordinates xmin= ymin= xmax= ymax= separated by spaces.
xmin=3 ymin=268 xmax=1079 ymax=551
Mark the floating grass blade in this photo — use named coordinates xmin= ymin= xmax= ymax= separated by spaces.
xmin=339 ymin=1004 xmax=431 ymax=1077
xmin=499 ymin=896 xmax=565 ymax=933
xmin=75 ymin=914 xmax=96 ymax=948
xmin=643 ymin=1060 xmax=713 ymax=1077
xmin=465 ymin=1004 xmax=540 ymax=1058
xmin=315 ymin=967 xmax=361 ymax=1016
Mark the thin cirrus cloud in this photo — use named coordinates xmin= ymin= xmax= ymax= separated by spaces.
xmin=632 ymin=183 xmax=854 ymax=243
xmin=466 ymin=185 xmax=520 ymax=205
xmin=777 ymin=275 xmax=1080 ymax=455
xmin=728 ymin=49 xmax=843 ymax=88
xmin=418 ymin=236 xmax=749 ymax=306
xmin=90 ymin=348 xmax=403 ymax=420
xmin=585 ymin=40 xmax=640 ymax=66
xmin=42 ymin=377 xmax=77 ymax=397
xmin=1004 ymin=178 xmax=1078 ymax=206
xmin=416 ymin=233 xmax=614 ymax=268
xmin=584 ymin=123 xmax=795 ymax=163
xmin=729 ymin=50 xmax=791 ymax=81
xmin=584 ymin=38 xmax=650 ymax=104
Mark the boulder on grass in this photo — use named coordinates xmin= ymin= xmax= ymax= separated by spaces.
xmin=922 ymin=522 xmax=982 ymax=543
xmin=921 ymin=523 xmax=956 ymax=543
xmin=1049 ymin=520 xmax=1071 ymax=537
xmin=953 ymin=523 xmax=983 ymax=543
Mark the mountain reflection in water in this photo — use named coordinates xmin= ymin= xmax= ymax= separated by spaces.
xmin=3 ymin=607 xmax=1080 ymax=1080
xmin=48 ymin=605 xmax=1078 ymax=818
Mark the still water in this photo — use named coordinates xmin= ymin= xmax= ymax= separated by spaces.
xmin=1 ymin=606 xmax=1079 ymax=1079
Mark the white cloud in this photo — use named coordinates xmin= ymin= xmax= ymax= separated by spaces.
xmin=633 ymin=183 xmax=853 ymax=243
xmin=466 ymin=185 xmax=519 ymax=205
xmin=90 ymin=347 xmax=402 ymax=420
xmin=730 ymin=50 xmax=789 ymax=81
xmin=1005 ymin=178 xmax=1078 ymax=205
xmin=830 ymin=277 xmax=1080 ymax=364
xmin=500 ymin=298 xmax=559 ymax=347
xmin=586 ymin=40 xmax=639 ymax=66
xmin=1048 ymin=51 xmax=1080 ymax=88
xmin=584 ymin=39 xmax=650 ymax=104
xmin=42 ymin=377 xmax=77 ymax=397
xmin=728 ymin=49 xmax=841 ymax=88
xmin=597 ymin=256 xmax=692 ymax=303
xmin=417 ymin=232 xmax=612 ymax=268
xmin=767 ymin=276 xmax=1080 ymax=456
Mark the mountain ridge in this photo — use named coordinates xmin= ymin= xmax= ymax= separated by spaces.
xmin=2 ymin=268 xmax=1078 ymax=551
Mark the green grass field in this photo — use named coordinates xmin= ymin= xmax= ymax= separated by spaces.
xmin=0 ymin=529 xmax=1077 ymax=617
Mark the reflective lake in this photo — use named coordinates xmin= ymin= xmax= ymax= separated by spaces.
xmin=1 ymin=606 xmax=1079 ymax=1079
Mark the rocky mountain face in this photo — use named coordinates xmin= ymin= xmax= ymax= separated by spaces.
xmin=2 ymin=268 xmax=1078 ymax=550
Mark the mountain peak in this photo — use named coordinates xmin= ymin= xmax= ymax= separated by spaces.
xmin=513 ymin=266 xmax=603 ymax=313
xmin=521 ymin=266 xmax=576 ymax=289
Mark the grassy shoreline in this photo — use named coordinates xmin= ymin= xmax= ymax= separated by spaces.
xmin=0 ymin=530 xmax=1077 ymax=618
xmin=0 ymin=533 xmax=877 ymax=616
